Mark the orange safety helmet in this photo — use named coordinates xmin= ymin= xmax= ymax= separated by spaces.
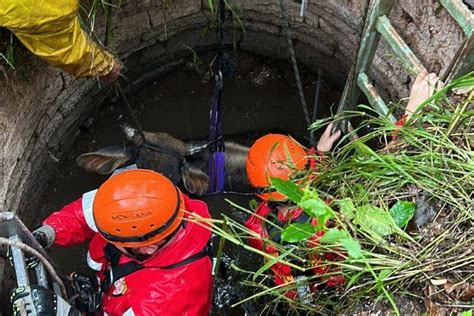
xmin=246 ymin=134 xmax=308 ymax=201
xmin=93 ymin=169 xmax=185 ymax=248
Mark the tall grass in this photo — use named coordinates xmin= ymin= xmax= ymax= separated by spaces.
xmin=79 ymin=0 xmax=121 ymax=50
xmin=0 ymin=30 xmax=16 ymax=69
xmin=191 ymin=72 xmax=474 ymax=314
xmin=203 ymin=0 xmax=246 ymax=51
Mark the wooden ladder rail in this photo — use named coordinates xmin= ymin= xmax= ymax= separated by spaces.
xmin=336 ymin=0 xmax=474 ymax=134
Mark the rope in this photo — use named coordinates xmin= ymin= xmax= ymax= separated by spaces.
xmin=0 ymin=237 xmax=68 ymax=298
xmin=277 ymin=0 xmax=314 ymax=146
xmin=115 ymin=83 xmax=190 ymax=163
xmin=115 ymin=83 xmax=147 ymax=143
xmin=312 ymin=69 xmax=322 ymax=122
xmin=310 ymin=69 xmax=322 ymax=142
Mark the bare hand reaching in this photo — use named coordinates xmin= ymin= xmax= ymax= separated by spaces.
xmin=405 ymin=71 xmax=439 ymax=120
xmin=100 ymin=59 xmax=122 ymax=82
xmin=316 ymin=122 xmax=341 ymax=152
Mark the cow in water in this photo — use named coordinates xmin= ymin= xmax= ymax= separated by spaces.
xmin=76 ymin=124 xmax=250 ymax=196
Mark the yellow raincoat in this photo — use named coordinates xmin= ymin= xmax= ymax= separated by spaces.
xmin=0 ymin=0 xmax=115 ymax=77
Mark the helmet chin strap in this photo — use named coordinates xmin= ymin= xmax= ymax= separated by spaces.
xmin=123 ymin=223 xmax=183 ymax=262
xmin=123 ymin=249 xmax=152 ymax=262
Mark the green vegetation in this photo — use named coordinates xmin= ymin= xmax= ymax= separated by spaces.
xmin=79 ymin=0 xmax=120 ymax=49
xmin=0 ymin=30 xmax=16 ymax=70
xmin=203 ymin=0 xmax=245 ymax=51
xmin=206 ymin=0 xmax=245 ymax=32
xmin=192 ymin=72 xmax=473 ymax=314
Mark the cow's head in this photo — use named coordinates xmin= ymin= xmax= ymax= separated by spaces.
xmin=76 ymin=125 xmax=211 ymax=195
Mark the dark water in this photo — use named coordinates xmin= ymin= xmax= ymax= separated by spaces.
xmin=35 ymin=52 xmax=342 ymax=314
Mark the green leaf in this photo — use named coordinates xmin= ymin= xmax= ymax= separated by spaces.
xmin=319 ymin=228 xmax=348 ymax=243
xmin=378 ymin=269 xmax=392 ymax=281
xmin=346 ymin=271 xmax=364 ymax=288
xmin=389 ymin=201 xmax=415 ymax=228
xmin=302 ymin=186 xmax=319 ymax=199
xmin=340 ymin=238 xmax=362 ymax=259
xmin=252 ymin=247 xmax=295 ymax=281
xmin=319 ymin=229 xmax=362 ymax=259
xmin=354 ymin=204 xmax=397 ymax=238
xmin=300 ymin=198 xmax=332 ymax=218
xmin=249 ymin=199 xmax=259 ymax=211
xmin=337 ymin=198 xmax=355 ymax=220
xmin=270 ymin=178 xmax=303 ymax=203
xmin=300 ymin=190 xmax=334 ymax=230
xmin=281 ymin=223 xmax=316 ymax=243
xmin=353 ymin=183 xmax=369 ymax=203
xmin=207 ymin=0 xmax=214 ymax=15
xmin=460 ymin=310 xmax=472 ymax=316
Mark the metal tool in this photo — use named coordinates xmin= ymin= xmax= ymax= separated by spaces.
xmin=0 ymin=212 xmax=62 ymax=294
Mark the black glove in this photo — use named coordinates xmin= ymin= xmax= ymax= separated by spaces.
xmin=32 ymin=230 xmax=50 ymax=249
xmin=32 ymin=225 xmax=56 ymax=249
xmin=24 ymin=225 xmax=56 ymax=269
xmin=10 ymin=285 xmax=79 ymax=316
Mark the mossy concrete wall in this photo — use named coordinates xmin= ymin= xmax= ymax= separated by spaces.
xmin=0 ymin=0 xmax=466 ymax=214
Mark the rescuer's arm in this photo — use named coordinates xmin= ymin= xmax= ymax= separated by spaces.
xmin=13 ymin=15 xmax=121 ymax=79
xmin=40 ymin=198 xmax=96 ymax=247
xmin=1 ymin=0 xmax=121 ymax=79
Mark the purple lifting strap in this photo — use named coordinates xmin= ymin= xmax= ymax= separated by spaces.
xmin=208 ymin=0 xmax=226 ymax=193
xmin=207 ymin=75 xmax=225 ymax=193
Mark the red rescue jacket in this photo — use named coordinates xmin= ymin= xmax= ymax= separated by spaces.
xmin=245 ymin=122 xmax=405 ymax=298
xmin=245 ymin=202 xmax=345 ymax=299
xmin=44 ymin=192 xmax=213 ymax=316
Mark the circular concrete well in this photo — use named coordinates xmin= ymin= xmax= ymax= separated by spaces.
xmin=0 ymin=0 xmax=466 ymax=214
xmin=0 ymin=0 xmax=468 ymax=312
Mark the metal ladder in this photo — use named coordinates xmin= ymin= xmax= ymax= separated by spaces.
xmin=336 ymin=0 xmax=474 ymax=131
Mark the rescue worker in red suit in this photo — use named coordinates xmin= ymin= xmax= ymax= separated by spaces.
xmin=11 ymin=169 xmax=213 ymax=316
xmin=244 ymin=70 xmax=440 ymax=299
xmin=244 ymin=125 xmax=343 ymax=300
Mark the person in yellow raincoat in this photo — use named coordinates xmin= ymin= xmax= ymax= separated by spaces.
xmin=0 ymin=0 xmax=121 ymax=81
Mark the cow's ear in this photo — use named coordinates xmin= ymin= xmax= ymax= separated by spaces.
xmin=77 ymin=146 xmax=135 ymax=175
xmin=181 ymin=163 xmax=210 ymax=196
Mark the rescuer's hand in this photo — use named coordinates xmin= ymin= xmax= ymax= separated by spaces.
xmin=7 ymin=225 xmax=55 ymax=269
xmin=10 ymin=285 xmax=80 ymax=316
xmin=24 ymin=225 xmax=56 ymax=269
xmin=32 ymin=225 xmax=56 ymax=249
xmin=317 ymin=122 xmax=341 ymax=152
xmin=100 ymin=59 xmax=122 ymax=82
xmin=405 ymin=71 xmax=439 ymax=120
